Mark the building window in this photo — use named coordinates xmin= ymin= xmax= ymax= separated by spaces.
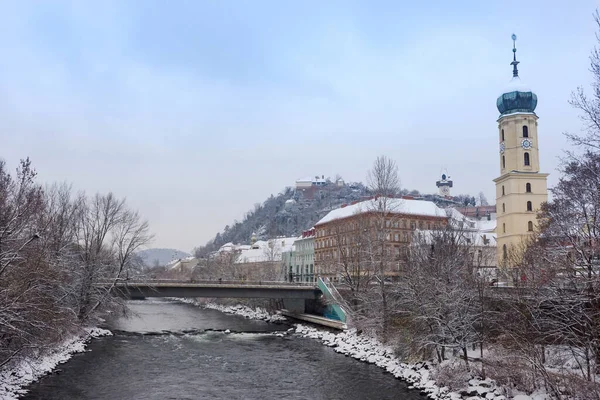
xmin=526 ymin=182 xmax=531 ymax=193
xmin=503 ymin=223 xmax=506 ymax=233
xmin=502 ymin=203 xmax=506 ymax=213
xmin=528 ymin=221 xmax=534 ymax=231
xmin=524 ymin=152 xmax=530 ymax=166
xmin=501 ymin=129 xmax=505 ymax=141
xmin=394 ymin=233 xmax=399 ymax=241
xmin=502 ymin=185 xmax=505 ymax=196
xmin=502 ymin=156 xmax=506 ymax=169
xmin=523 ymin=125 xmax=529 ymax=137
xmin=527 ymin=201 xmax=532 ymax=211
xmin=503 ymin=244 xmax=507 ymax=260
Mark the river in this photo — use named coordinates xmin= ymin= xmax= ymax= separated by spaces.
xmin=23 ymin=299 xmax=423 ymax=400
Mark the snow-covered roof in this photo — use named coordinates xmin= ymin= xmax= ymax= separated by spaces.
xmin=413 ymin=230 xmax=497 ymax=247
xmin=316 ymin=197 xmax=447 ymax=226
xmin=500 ymin=76 xmax=532 ymax=96
xmin=446 ymin=208 xmax=497 ymax=233
xmin=296 ymin=176 xmax=327 ymax=184
xmin=168 ymin=257 xmax=199 ymax=270
xmin=165 ymin=256 xmax=196 ymax=268
xmin=296 ymin=177 xmax=313 ymax=183
xmin=475 ymin=219 xmax=497 ymax=233
xmin=219 ymin=237 xmax=297 ymax=264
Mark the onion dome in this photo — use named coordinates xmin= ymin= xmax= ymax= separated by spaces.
xmin=496 ymin=34 xmax=537 ymax=116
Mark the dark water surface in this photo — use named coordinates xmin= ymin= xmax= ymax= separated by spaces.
xmin=24 ymin=299 xmax=422 ymax=400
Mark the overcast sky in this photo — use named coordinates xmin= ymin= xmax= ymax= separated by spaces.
xmin=1 ymin=1 xmax=598 ymax=252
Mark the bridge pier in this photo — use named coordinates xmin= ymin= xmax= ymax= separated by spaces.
xmin=282 ymin=298 xmax=306 ymax=313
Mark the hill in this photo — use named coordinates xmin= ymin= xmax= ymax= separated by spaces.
xmin=193 ymin=179 xmax=481 ymax=258
xmin=193 ymin=181 xmax=370 ymax=256
xmin=138 ymin=248 xmax=191 ymax=267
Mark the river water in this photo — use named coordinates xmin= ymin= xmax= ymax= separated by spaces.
xmin=23 ymin=299 xmax=422 ymax=400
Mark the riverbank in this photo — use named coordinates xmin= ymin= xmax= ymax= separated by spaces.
xmin=171 ymin=297 xmax=287 ymax=323
xmin=181 ymin=299 xmax=542 ymax=400
xmin=0 ymin=327 xmax=112 ymax=400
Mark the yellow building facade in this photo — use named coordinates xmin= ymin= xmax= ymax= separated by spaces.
xmin=493 ymin=35 xmax=548 ymax=266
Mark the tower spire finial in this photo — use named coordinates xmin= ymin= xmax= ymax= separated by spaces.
xmin=511 ymin=33 xmax=519 ymax=78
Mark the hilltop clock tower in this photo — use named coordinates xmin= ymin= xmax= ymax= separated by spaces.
xmin=493 ymin=35 xmax=548 ymax=266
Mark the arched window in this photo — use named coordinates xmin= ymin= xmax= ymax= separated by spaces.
xmin=503 ymin=223 xmax=506 ymax=233
xmin=528 ymin=221 xmax=534 ymax=231
xmin=502 ymin=155 xmax=506 ymax=169
xmin=503 ymin=244 xmax=507 ymax=260
xmin=502 ymin=185 xmax=505 ymax=196
xmin=527 ymin=201 xmax=532 ymax=211
xmin=523 ymin=125 xmax=529 ymax=137
xmin=526 ymin=182 xmax=531 ymax=193
xmin=501 ymin=129 xmax=505 ymax=141
xmin=524 ymin=152 xmax=530 ymax=166
xmin=502 ymin=203 xmax=506 ymax=213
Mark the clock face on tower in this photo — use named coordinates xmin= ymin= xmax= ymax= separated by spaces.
xmin=521 ymin=139 xmax=533 ymax=150
xmin=499 ymin=142 xmax=505 ymax=154
xmin=440 ymin=186 xmax=450 ymax=195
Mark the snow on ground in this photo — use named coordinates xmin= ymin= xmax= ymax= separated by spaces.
xmin=177 ymin=297 xmax=542 ymax=400
xmin=173 ymin=297 xmax=287 ymax=323
xmin=203 ymin=303 xmax=287 ymax=323
xmin=0 ymin=327 xmax=112 ymax=400
xmin=294 ymin=324 xmax=542 ymax=400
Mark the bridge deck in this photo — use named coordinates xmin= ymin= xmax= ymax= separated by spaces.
xmin=106 ymin=280 xmax=321 ymax=300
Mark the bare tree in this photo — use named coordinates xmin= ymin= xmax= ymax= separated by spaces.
xmin=0 ymin=158 xmax=155 ymax=371
xmin=477 ymin=191 xmax=489 ymax=206
xmin=367 ymin=155 xmax=400 ymax=198
xmin=567 ymin=10 xmax=600 ymax=151
xmin=397 ymin=226 xmax=484 ymax=370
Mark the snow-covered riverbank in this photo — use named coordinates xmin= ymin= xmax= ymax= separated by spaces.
xmin=295 ymin=324 xmax=520 ymax=400
xmin=0 ymin=327 xmax=112 ymax=400
xmin=187 ymin=300 xmax=540 ymax=400
xmin=172 ymin=297 xmax=287 ymax=323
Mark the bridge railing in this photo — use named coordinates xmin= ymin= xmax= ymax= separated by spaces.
xmin=108 ymin=279 xmax=317 ymax=287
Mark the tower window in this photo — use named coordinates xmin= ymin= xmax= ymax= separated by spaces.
xmin=502 ymin=155 xmax=506 ymax=169
xmin=502 ymin=185 xmax=505 ymax=196
xmin=528 ymin=221 xmax=534 ymax=231
xmin=523 ymin=125 xmax=529 ymax=137
xmin=503 ymin=223 xmax=506 ymax=233
xmin=501 ymin=129 xmax=505 ymax=141
xmin=526 ymin=182 xmax=531 ymax=193
xmin=503 ymin=244 xmax=507 ymax=260
xmin=527 ymin=201 xmax=532 ymax=211
xmin=502 ymin=203 xmax=506 ymax=213
xmin=524 ymin=152 xmax=530 ymax=166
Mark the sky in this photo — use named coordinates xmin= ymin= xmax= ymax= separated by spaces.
xmin=1 ymin=0 xmax=598 ymax=252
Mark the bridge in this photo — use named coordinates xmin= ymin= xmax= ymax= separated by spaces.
xmin=106 ymin=280 xmax=322 ymax=314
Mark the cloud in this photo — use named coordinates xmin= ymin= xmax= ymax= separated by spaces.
xmin=0 ymin=0 xmax=596 ymax=250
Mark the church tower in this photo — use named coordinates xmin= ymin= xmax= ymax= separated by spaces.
xmin=493 ymin=34 xmax=548 ymax=266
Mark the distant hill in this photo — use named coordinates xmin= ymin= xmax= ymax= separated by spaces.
xmin=193 ymin=181 xmax=371 ymax=257
xmin=138 ymin=248 xmax=191 ymax=267
xmin=193 ymin=179 xmax=479 ymax=258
